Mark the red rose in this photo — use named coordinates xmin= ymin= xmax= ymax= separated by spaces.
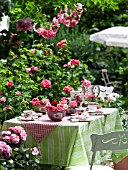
xmin=7 ymin=81 xmax=13 ymax=87
xmin=51 ymin=100 xmax=59 ymax=106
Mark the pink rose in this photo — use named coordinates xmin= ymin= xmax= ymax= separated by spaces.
xmin=30 ymin=98 xmax=42 ymax=106
xmin=4 ymin=144 xmax=12 ymax=158
xmin=81 ymin=79 xmax=91 ymax=87
xmin=60 ymin=100 xmax=67 ymax=104
xmin=3 ymin=105 xmax=12 ymax=111
xmin=63 ymin=85 xmax=74 ymax=93
xmin=70 ymin=59 xmax=80 ymax=66
xmin=56 ymin=39 xmax=67 ymax=48
xmin=41 ymin=79 xmax=51 ymax=88
xmin=45 ymin=105 xmax=57 ymax=112
xmin=12 ymin=126 xmax=23 ymax=134
xmin=10 ymin=134 xmax=20 ymax=144
xmin=34 ymin=66 xmax=38 ymax=71
xmin=57 ymin=104 xmax=65 ymax=112
xmin=6 ymin=81 xmax=13 ymax=87
xmin=3 ymin=136 xmax=11 ymax=143
xmin=2 ymin=131 xmax=11 ymax=137
xmin=69 ymin=101 xmax=77 ymax=108
xmin=42 ymin=99 xmax=50 ymax=105
xmin=0 ymin=97 xmax=6 ymax=103
xmin=0 ymin=141 xmax=12 ymax=158
xmin=20 ymin=131 xmax=27 ymax=141
xmin=31 ymin=147 xmax=39 ymax=155
xmin=15 ymin=91 xmax=21 ymax=96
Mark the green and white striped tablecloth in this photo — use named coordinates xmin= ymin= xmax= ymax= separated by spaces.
xmin=2 ymin=108 xmax=128 ymax=166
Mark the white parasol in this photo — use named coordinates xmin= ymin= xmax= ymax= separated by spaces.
xmin=90 ymin=26 xmax=128 ymax=48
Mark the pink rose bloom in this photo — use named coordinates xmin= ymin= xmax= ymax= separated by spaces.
xmin=69 ymin=101 xmax=77 ymax=108
xmin=56 ymin=39 xmax=67 ymax=48
xmin=30 ymin=98 xmax=42 ymax=106
xmin=16 ymin=17 xmax=33 ymax=31
xmin=8 ymin=127 xmax=14 ymax=131
xmin=4 ymin=144 xmax=12 ymax=158
xmin=15 ymin=91 xmax=21 ymax=96
xmin=20 ymin=131 xmax=27 ymax=141
xmin=81 ymin=79 xmax=91 ymax=87
xmin=63 ymin=85 xmax=74 ymax=93
xmin=0 ymin=97 xmax=6 ymax=103
xmin=3 ymin=136 xmax=11 ymax=143
xmin=41 ymin=79 xmax=51 ymax=88
xmin=61 ymin=97 xmax=68 ymax=101
xmin=2 ymin=131 xmax=11 ymax=137
xmin=45 ymin=105 xmax=57 ymax=112
xmin=42 ymin=99 xmax=50 ymax=105
xmin=0 ymin=141 xmax=12 ymax=158
xmin=57 ymin=104 xmax=65 ymax=112
xmin=26 ymin=67 xmax=32 ymax=74
xmin=6 ymin=81 xmax=13 ymax=87
xmin=3 ymin=105 xmax=12 ymax=111
xmin=34 ymin=66 xmax=38 ymax=71
xmin=70 ymin=59 xmax=80 ymax=66
xmin=10 ymin=134 xmax=20 ymax=144
xmin=12 ymin=126 xmax=24 ymax=134
xmin=31 ymin=147 xmax=39 ymax=156
xmin=60 ymin=100 xmax=67 ymax=104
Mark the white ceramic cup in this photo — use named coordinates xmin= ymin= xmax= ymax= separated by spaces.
xmin=23 ymin=110 xmax=33 ymax=120
xmin=88 ymin=102 xmax=97 ymax=111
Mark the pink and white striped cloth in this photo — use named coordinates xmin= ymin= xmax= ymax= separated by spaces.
xmin=22 ymin=115 xmax=68 ymax=143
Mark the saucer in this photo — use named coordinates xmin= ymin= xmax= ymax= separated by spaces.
xmin=18 ymin=116 xmax=34 ymax=121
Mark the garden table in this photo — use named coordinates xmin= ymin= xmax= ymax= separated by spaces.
xmin=2 ymin=108 xmax=128 ymax=167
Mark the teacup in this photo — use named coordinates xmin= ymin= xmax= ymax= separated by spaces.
xmin=23 ymin=110 xmax=33 ymax=120
xmin=87 ymin=102 xmax=97 ymax=111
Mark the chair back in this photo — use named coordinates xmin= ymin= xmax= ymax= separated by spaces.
xmin=90 ymin=131 xmax=128 ymax=170
xmin=93 ymin=85 xmax=114 ymax=98
xmin=101 ymin=69 xmax=111 ymax=86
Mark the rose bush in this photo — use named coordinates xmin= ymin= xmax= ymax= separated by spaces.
xmin=0 ymin=126 xmax=41 ymax=169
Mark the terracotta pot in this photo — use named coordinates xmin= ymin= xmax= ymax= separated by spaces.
xmin=47 ymin=111 xmax=65 ymax=121
xmin=113 ymin=156 xmax=128 ymax=170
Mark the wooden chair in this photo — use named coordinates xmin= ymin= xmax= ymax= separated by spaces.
xmin=65 ymin=131 xmax=128 ymax=170
xmin=101 ymin=69 xmax=121 ymax=87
